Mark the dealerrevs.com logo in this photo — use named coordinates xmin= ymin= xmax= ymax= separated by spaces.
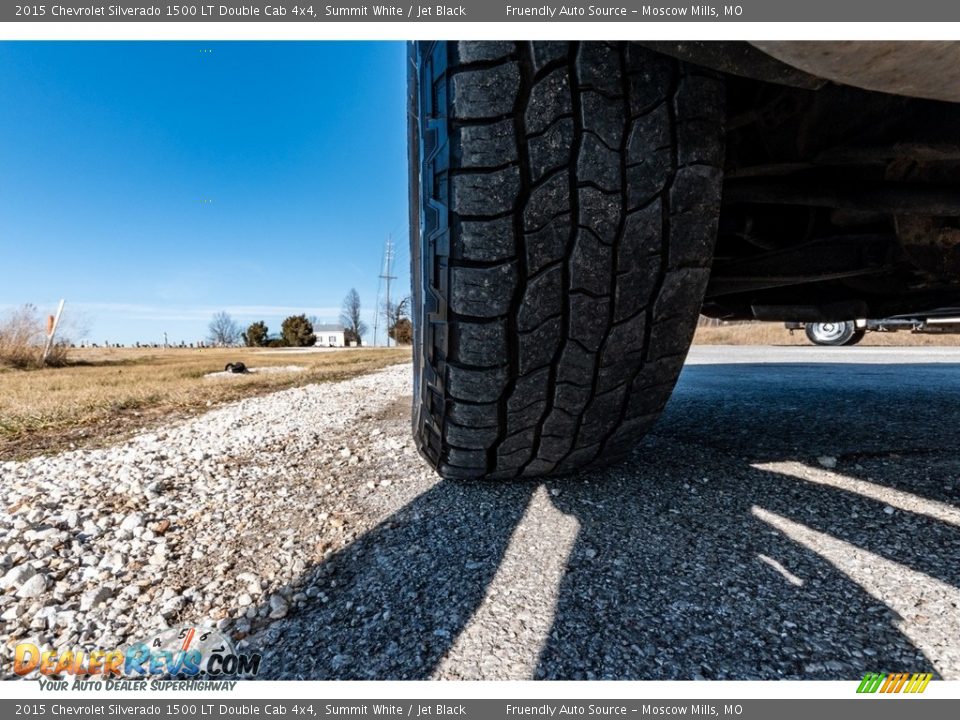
xmin=857 ymin=672 xmax=933 ymax=694
xmin=14 ymin=625 xmax=261 ymax=680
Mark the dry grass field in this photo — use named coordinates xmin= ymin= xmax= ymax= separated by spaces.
xmin=3 ymin=322 xmax=956 ymax=460
xmin=694 ymin=322 xmax=960 ymax=347
xmin=0 ymin=346 xmax=410 ymax=460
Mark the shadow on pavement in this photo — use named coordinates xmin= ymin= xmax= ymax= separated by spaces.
xmin=252 ymin=479 xmax=537 ymax=679
xmin=537 ymin=361 xmax=960 ymax=679
xmin=254 ymin=361 xmax=960 ymax=680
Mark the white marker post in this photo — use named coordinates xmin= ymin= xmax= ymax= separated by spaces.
xmin=41 ymin=298 xmax=65 ymax=364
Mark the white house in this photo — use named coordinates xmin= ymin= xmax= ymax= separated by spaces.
xmin=314 ymin=324 xmax=345 ymax=347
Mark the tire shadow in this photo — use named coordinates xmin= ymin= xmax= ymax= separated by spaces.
xmin=251 ymin=479 xmax=537 ymax=679
xmin=537 ymin=360 xmax=960 ymax=679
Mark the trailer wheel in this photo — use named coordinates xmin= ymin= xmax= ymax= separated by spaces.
xmin=805 ymin=321 xmax=864 ymax=346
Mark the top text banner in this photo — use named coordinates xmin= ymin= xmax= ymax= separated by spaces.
xmin=5 ymin=1 xmax=960 ymax=22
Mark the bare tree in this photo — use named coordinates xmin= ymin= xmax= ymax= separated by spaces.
xmin=340 ymin=288 xmax=367 ymax=347
xmin=58 ymin=308 xmax=92 ymax=346
xmin=385 ymin=296 xmax=412 ymax=346
xmin=208 ymin=311 xmax=241 ymax=347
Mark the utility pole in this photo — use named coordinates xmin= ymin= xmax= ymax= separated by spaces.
xmin=379 ymin=234 xmax=397 ymax=348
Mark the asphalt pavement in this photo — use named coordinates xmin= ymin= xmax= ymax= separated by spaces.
xmin=250 ymin=345 xmax=960 ymax=681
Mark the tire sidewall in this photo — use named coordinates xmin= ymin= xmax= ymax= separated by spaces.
xmin=805 ymin=321 xmax=856 ymax=346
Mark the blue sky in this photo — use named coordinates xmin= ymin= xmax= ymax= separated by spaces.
xmin=0 ymin=41 xmax=409 ymax=345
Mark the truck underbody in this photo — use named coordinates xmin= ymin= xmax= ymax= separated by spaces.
xmin=648 ymin=42 xmax=960 ymax=323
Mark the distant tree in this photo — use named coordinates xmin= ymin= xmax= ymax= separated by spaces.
xmin=340 ymin=288 xmax=367 ymax=347
xmin=281 ymin=314 xmax=316 ymax=347
xmin=208 ymin=311 xmax=241 ymax=347
xmin=387 ymin=296 xmax=412 ymax=346
xmin=389 ymin=317 xmax=413 ymax=345
xmin=242 ymin=321 xmax=269 ymax=347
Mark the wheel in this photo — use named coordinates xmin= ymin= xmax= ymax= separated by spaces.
xmin=804 ymin=321 xmax=861 ymax=346
xmin=409 ymin=41 xmax=725 ymax=480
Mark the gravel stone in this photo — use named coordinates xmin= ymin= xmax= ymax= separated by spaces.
xmin=119 ymin=513 xmax=145 ymax=531
xmin=268 ymin=595 xmax=289 ymax=619
xmin=80 ymin=587 xmax=115 ymax=612
xmin=15 ymin=574 xmax=48 ymax=599
xmin=0 ymin=564 xmax=36 ymax=591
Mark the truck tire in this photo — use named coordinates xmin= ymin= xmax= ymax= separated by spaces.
xmin=804 ymin=321 xmax=865 ymax=346
xmin=409 ymin=41 xmax=725 ymax=479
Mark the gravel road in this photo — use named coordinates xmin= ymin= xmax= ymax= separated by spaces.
xmin=2 ymin=347 xmax=959 ymax=681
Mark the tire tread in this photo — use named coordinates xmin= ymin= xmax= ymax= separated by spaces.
xmin=412 ymin=41 xmax=724 ymax=479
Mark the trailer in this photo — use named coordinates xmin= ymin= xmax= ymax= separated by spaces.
xmin=786 ymin=309 xmax=960 ymax=345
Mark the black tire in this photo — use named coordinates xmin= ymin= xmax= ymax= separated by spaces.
xmin=804 ymin=321 xmax=862 ymax=346
xmin=847 ymin=327 xmax=867 ymax=345
xmin=409 ymin=42 xmax=725 ymax=480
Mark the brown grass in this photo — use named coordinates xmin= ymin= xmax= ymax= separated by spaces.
xmin=693 ymin=322 xmax=960 ymax=346
xmin=0 ymin=346 xmax=410 ymax=460
xmin=0 ymin=304 xmax=69 ymax=369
